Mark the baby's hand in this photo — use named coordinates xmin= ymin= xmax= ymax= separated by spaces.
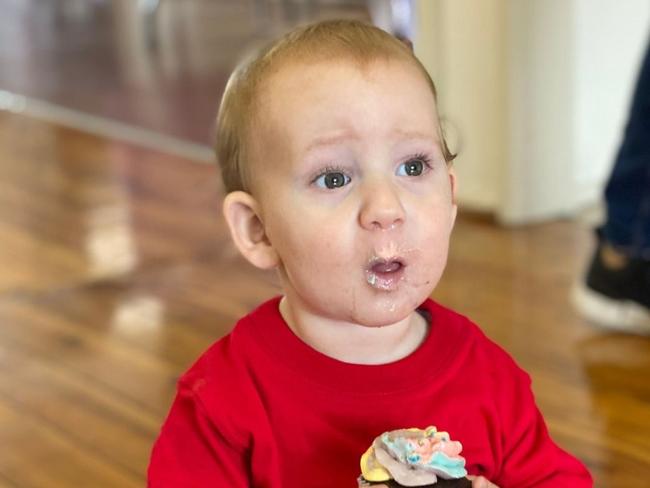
xmin=468 ymin=475 xmax=500 ymax=488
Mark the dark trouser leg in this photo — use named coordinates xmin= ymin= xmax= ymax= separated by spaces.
xmin=602 ymin=38 xmax=650 ymax=259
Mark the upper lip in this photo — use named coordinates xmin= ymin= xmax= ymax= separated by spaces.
xmin=367 ymin=255 xmax=406 ymax=269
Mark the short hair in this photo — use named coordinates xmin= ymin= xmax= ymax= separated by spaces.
xmin=214 ymin=19 xmax=455 ymax=194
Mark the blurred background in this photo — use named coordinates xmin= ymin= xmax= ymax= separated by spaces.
xmin=0 ymin=0 xmax=649 ymax=486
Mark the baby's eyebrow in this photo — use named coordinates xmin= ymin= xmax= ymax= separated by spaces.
xmin=390 ymin=129 xmax=439 ymax=143
xmin=303 ymin=129 xmax=439 ymax=153
xmin=305 ymin=132 xmax=359 ymax=152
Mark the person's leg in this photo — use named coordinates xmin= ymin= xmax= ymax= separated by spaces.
xmin=573 ymin=39 xmax=650 ymax=333
xmin=602 ymin=38 xmax=650 ymax=257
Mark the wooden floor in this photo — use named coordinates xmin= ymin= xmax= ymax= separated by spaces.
xmin=2 ymin=110 xmax=650 ymax=487
xmin=1 ymin=2 xmax=650 ymax=487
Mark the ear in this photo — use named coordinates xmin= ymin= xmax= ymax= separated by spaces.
xmin=448 ymin=167 xmax=458 ymax=227
xmin=222 ymin=191 xmax=279 ymax=270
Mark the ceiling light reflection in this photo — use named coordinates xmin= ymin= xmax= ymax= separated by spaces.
xmin=84 ymin=203 xmax=137 ymax=278
xmin=111 ymin=294 xmax=165 ymax=338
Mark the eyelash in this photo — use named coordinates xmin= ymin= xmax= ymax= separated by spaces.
xmin=310 ymin=153 xmax=434 ymax=185
xmin=310 ymin=164 xmax=350 ymax=184
xmin=407 ymin=152 xmax=433 ymax=170
xmin=404 ymin=153 xmax=431 ymax=168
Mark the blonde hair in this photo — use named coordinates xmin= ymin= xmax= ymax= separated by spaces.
xmin=214 ymin=19 xmax=455 ymax=193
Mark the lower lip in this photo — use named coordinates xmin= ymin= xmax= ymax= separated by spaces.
xmin=366 ymin=267 xmax=405 ymax=291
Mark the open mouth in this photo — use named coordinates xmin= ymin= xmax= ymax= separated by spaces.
xmin=366 ymin=257 xmax=406 ymax=291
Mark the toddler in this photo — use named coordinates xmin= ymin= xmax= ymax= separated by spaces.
xmin=148 ymin=19 xmax=592 ymax=488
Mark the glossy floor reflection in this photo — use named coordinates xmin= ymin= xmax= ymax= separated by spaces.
xmin=0 ymin=110 xmax=280 ymax=487
xmin=0 ymin=0 xmax=369 ymax=144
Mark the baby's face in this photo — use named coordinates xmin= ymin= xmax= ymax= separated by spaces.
xmin=249 ymin=59 xmax=457 ymax=327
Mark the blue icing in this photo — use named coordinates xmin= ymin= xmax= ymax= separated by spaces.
xmin=406 ymin=453 xmax=421 ymax=463
xmin=426 ymin=451 xmax=467 ymax=478
xmin=381 ymin=433 xmax=468 ymax=479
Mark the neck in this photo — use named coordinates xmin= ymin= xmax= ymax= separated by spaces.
xmin=278 ymin=295 xmax=429 ymax=365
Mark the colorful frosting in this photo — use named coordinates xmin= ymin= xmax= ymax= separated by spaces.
xmin=360 ymin=427 xmax=467 ymax=486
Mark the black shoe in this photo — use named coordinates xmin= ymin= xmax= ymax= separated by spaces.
xmin=572 ymin=237 xmax=650 ymax=333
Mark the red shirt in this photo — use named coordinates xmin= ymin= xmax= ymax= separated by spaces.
xmin=148 ymin=297 xmax=592 ymax=487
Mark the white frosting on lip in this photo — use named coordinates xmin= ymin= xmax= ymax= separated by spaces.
xmin=364 ymin=243 xmax=417 ymax=290
xmin=367 ymin=242 xmax=418 ymax=269
xmin=366 ymin=266 xmax=404 ymax=290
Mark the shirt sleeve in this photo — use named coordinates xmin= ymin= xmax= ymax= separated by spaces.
xmin=147 ymin=379 xmax=250 ymax=488
xmin=494 ymin=362 xmax=593 ymax=488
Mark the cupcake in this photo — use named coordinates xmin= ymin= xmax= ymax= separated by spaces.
xmin=358 ymin=427 xmax=472 ymax=488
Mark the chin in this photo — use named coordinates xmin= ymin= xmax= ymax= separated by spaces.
xmin=351 ymin=298 xmax=422 ymax=328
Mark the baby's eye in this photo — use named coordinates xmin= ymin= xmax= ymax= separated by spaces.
xmin=396 ymin=156 xmax=430 ymax=177
xmin=314 ymin=171 xmax=351 ymax=189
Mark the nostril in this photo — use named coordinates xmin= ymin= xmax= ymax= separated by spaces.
xmin=369 ymin=218 xmax=402 ymax=231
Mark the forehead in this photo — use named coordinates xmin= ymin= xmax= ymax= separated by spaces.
xmin=253 ymin=58 xmax=440 ymax=147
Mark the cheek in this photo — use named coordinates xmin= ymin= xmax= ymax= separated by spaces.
xmin=272 ymin=216 xmax=350 ymax=272
xmin=417 ymin=192 xmax=455 ymax=234
xmin=270 ymin=195 xmax=352 ymax=251
xmin=414 ymin=200 xmax=454 ymax=269
xmin=423 ymin=216 xmax=453 ymax=259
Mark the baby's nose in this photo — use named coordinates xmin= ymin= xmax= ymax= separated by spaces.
xmin=358 ymin=180 xmax=406 ymax=231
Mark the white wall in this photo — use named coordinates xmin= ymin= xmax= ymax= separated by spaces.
xmin=503 ymin=0 xmax=576 ymax=223
xmin=573 ymin=0 xmax=650 ymax=190
xmin=414 ymin=0 xmax=650 ymax=224
xmin=504 ymin=0 xmax=650 ymax=223
xmin=414 ymin=0 xmax=507 ymax=212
